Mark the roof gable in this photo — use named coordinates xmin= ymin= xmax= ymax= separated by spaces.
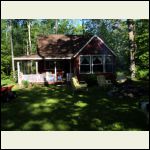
xmin=73 ymin=35 xmax=116 ymax=57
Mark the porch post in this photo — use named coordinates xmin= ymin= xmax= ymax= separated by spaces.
xmin=17 ymin=61 xmax=21 ymax=84
xmin=54 ymin=61 xmax=57 ymax=82
xmin=36 ymin=61 xmax=38 ymax=74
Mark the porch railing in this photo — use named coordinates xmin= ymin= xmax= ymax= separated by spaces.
xmin=19 ymin=72 xmax=69 ymax=84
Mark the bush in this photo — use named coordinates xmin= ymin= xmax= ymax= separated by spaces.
xmin=1 ymin=79 xmax=16 ymax=86
xmin=1 ymin=72 xmax=9 ymax=80
xmin=136 ymin=68 xmax=149 ymax=80
xmin=10 ymin=71 xmax=18 ymax=83
xmin=84 ymin=74 xmax=98 ymax=86
xmin=22 ymin=80 xmax=29 ymax=88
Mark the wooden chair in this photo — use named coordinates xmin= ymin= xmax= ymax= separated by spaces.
xmin=97 ymin=75 xmax=112 ymax=87
xmin=71 ymin=76 xmax=88 ymax=95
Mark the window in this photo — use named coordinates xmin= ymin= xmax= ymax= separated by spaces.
xmin=105 ymin=56 xmax=113 ymax=72
xmin=80 ymin=56 xmax=91 ymax=73
xmin=45 ymin=61 xmax=55 ymax=71
xmin=21 ymin=61 xmax=36 ymax=74
xmin=92 ymin=56 xmax=103 ymax=73
xmin=79 ymin=55 xmax=113 ymax=74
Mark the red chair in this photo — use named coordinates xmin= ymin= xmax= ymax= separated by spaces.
xmin=1 ymin=85 xmax=16 ymax=102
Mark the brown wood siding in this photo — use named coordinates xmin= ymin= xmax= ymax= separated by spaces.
xmin=73 ymin=37 xmax=116 ymax=80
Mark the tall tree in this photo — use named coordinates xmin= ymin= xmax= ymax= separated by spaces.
xmin=127 ymin=19 xmax=137 ymax=79
xmin=8 ymin=20 xmax=15 ymax=79
xmin=55 ymin=19 xmax=58 ymax=34
xmin=27 ymin=20 xmax=32 ymax=54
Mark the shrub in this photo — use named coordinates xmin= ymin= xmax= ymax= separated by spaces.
xmin=10 ymin=71 xmax=18 ymax=83
xmin=1 ymin=79 xmax=16 ymax=86
xmin=1 ymin=72 xmax=9 ymax=80
xmin=84 ymin=74 xmax=98 ymax=86
xmin=136 ymin=68 xmax=149 ymax=80
xmin=22 ymin=80 xmax=29 ymax=88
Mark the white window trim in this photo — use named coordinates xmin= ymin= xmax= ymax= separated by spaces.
xmin=79 ymin=55 xmax=113 ymax=74
xmin=79 ymin=55 xmax=91 ymax=74
xmin=92 ymin=55 xmax=103 ymax=74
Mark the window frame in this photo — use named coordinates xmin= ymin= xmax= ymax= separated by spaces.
xmin=79 ymin=54 xmax=113 ymax=74
xmin=79 ymin=55 xmax=91 ymax=74
xmin=105 ymin=55 xmax=113 ymax=73
xmin=92 ymin=55 xmax=104 ymax=73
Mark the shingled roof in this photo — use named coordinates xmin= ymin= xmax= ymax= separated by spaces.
xmin=14 ymin=34 xmax=116 ymax=60
xmin=37 ymin=34 xmax=92 ymax=58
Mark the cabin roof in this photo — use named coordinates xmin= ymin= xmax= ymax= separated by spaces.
xmin=14 ymin=34 xmax=116 ymax=60
xmin=37 ymin=34 xmax=92 ymax=58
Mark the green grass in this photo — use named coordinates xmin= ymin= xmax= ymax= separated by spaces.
xmin=1 ymin=81 xmax=149 ymax=131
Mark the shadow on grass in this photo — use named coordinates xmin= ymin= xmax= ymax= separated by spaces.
xmin=1 ymin=83 xmax=149 ymax=131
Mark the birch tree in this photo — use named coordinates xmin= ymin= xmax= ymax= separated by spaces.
xmin=127 ymin=19 xmax=137 ymax=79
xmin=27 ymin=20 xmax=32 ymax=54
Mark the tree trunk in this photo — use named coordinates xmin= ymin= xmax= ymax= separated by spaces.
xmin=26 ymin=39 xmax=29 ymax=55
xmin=82 ymin=19 xmax=85 ymax=35
xmin=9 ymin=20 xmax=15 ymax=79
xmin=127 ymin=19 xmax=136 ymax=79
xmin=27 ymin=21 xmax=32 ymax=54
xmin=55 ymin=19 xmax=58 ymax=34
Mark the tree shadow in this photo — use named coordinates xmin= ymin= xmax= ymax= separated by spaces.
xmin=1 ymin=83 xmax=149 ymax=131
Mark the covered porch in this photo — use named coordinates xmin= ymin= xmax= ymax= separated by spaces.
xmin=14 ymin=55 xmax=73 ymax=84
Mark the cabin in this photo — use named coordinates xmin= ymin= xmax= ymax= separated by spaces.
xmin=14 ymin=34 xmax=116 ymax=84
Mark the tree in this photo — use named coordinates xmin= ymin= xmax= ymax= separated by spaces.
xmin=127 ymin=19 xmax=137 ymax=79
xmin=27 ymin=20 xmax=32 ymax=54
xmin=135 ymin=19 xmax=149 ymax=79
xmin=1 ymin=20 xmax=11 ymax=77
xmin=8 ymin=20 xmax=15 ymax=79
xmin=55 ymin=19 xmax=58 ymax=34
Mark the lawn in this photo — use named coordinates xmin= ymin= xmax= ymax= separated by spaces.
xmin=1 ymin=81 xmax=149 ymax=131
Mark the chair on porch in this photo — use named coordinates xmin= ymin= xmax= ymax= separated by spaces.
xmin=97 ymin=75 xmax=112 ymax=87
xmin=71 ymin=76 xmax=88 ymax=95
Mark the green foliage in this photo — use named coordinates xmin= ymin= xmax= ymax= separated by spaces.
xmin=83 ymin=74 xmax=98 ymax=86
xmin=10 ymin=71 xmax=18 ymax=83
xmin=135 ymin=20 xmax=149 ymax=70
xmin=1 ymin=78 xmax=16 ymax=86
xmin=22 ymin=80 xmax=30 ymax=88
xmin=136 ymin=67 xmax=149 ymax=80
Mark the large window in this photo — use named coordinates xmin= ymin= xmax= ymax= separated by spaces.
xmin=80 ymin=56 xmax=91 ymax=73
xmin=105 ymin=56 xmax=113 ymax=72
xmin=92 ymin=56 xmax=103 ymax=73
xmin=79 ymin=55 xmax=113 ymax=74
